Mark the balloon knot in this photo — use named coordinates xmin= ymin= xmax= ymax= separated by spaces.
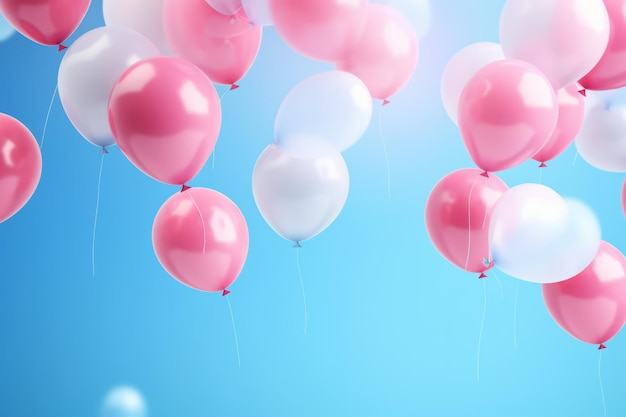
xmin=181 ymin=184 xmax=191 ymax=192
xmin=382 ymin=99 xmax=390 ymax=106
xmin=222 ymin=289 xmax=231 ymax=296
xmin=480 ymin=171 xmax=489 ymax=178
xmin=293 ymin=241 xmax=302 ymax=248
xmin=478 ymin=273 xmax=487 ymax=279
xmin=578 ymin=89 xmax=586 ymax=97
xmin=599 ymin=343 xmax=607 ymax=350
xmin=230 ymin=83 xmax=240 ymax=90
xmin=58 ymin=44 xmax=67 ymax=52
xmin=539 ymin=162 xmax=547 ymax=168
xmin=99 ymin=147 xmax=109 ymax=154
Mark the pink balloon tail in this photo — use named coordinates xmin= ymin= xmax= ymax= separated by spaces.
xmin=539 ymin=162 xmax=547 ymax=168
xmin=382 ymin=99 xmax=390 ymax=106
xmin=181 ymin=184 xmax=191 ymax=192
xmin=58 ymin=44 xmax=67 ymax=52
xmin=578 ymin=89 xmax=587 ymax=97
xmin=480 ymin=171 xmax=489 ymax=178
xmin=230 ymin=84 xmax=240 ymax=91
xmin=599 ymin=343 xmax=607 ymax=350
xmin=99 ymin=147 xmax=109 ymax=155
xmin=222 ymin=289 xmax=231 ymax=296
xmin=478 ymin=273 xmax=487 ymax=279
xmin=293 ymin=241 xmax=302 ymax=248
xmin=229 ymin=16 xmax=237 ymax=24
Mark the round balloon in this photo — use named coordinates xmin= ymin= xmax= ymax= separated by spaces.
xmin=575 ymin=103 xmax=626 ymax=172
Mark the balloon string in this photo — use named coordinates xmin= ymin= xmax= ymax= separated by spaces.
xmin=378 ymin=104 xmax=391 ymax=198
xmin=212 ymin=88 xmax=230 ymax=171
xmin=539 ymin=167 xmax=543 ymax=184
xmin=225 ymin=295 xmax=241 ymax=368
xmin=464 ymin=177 xmax=479 ymax=272
xmin=296 ymin=245 xmax=308 ymax=334
xmin=599 ymin=350 xmax=607 ymax=417
xmin=187 ymin=191 xmax=206 ymax=254
xmin=40 ymin=84 xmax=58 ymax=149
xmin=477 ymin=278 xmax=487 ymax=381
xmin=490 ymin=267 xmax=504 ymax=299
xmin=573 ymin=150 xmax=579 ymax=167
xmin=513 ymin=280 xmax=519 ymax=350
xmin=92 ymin=150 xmax=106 ymax=277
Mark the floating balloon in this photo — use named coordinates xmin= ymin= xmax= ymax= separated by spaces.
xmin=241 ymin=0 xmax=272 ymax=26
xmin=101 ymin=385 xmax=147 ymax=417
xmin=425 ymin=168 xmax=508 ymax=275
xmin=543 ymin=241 xmax=626 ymax=346
xmin=457 ymin=59 xmax=558 ymax=173
xmin=575 ymin=102 xmax=626 ymax=172
xmin=153 ymin=187 xmax=249 ymax=293
xmin=58 ymin=26 xmax=160 ymax=149
xmin=252 ymin=144 xmax=349 ymax=244
xmin=499 ymin=0 xmax=610 ymax=89
xmin=108 ymin=56 xmax=221 ymax=185
xmin=489 ymin=184 xmax=601 ymax=284
xmin=206 ymin=0 xmax=242 ymax=15
xmin=274 ymin=71 xmax=373 ymax=159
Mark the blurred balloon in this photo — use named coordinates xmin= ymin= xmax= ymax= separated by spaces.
xmin=335 ymin=4 xmax=419 ymax=100
xmin=274 ymin=71 xmax=373 ymax=159
xmin=580 ymin=0 xmax=626 ymax=90
xmin=373 ymin=0 xmax=431 ymax=38
xmin=241 ymin=0 xmax=272 ymax=26
xmin=100 ymin=385 xmax=147 ymax=417
xmin=206 ymin=0 xmax=242 ymax=15
xmin=103 ymin=0 xmax=172 ymax=55
xmin=0 ymin=0 xmax=90 ymax=46
xmin=269 ymin=0 xmax=368 ymax=62
xmin=0 ymin=12 xmax=15 ymax=41
xmin=489 ymin=184 xmax=601 ymax=284
xmin=252 ymin=144 xmax=349 ymax=244
xmin=153 ymin=187 xmax=249 ymax=292
xmin=425 ymin=168 xmax=508 ymax=274
xmin=108 ymin=56 xmax=221 ymax=185
xmin=440 ymin=42 xmax=505 ymax=124
xmin=58 ymin=26 xmax=160 ymax=149
xmin=532 ymin=84 xmax=585 ymax=165
xmin=165 ymin=0 xmax=254 ymax=40
xmin=457 ymin=59 xmax=558 ymax=173
xmin=543 ymin=241 xmax=626 ymax=345
xmin=0 ymin=113 xmax=42 ymax=223
xmin=499 ymin=0 xmax=610 ymax=89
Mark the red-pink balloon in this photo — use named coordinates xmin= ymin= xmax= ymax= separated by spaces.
xmin=458 ymin=59 xmax=558 ymax=173
xmin=335 ymin=4 xmax=418 ymax=100
xmin=152 ymin=187 xmax=249 ymax=293
xmin=580 ymin=0 xmax=626 ymax=91
xmin=532 ymin=84 xmax=585 ymax=165
xmin=164 ymin=0 xmax=262 ymax=85
xmin=108 ymin=56 xmax=221 ymax=185
xmin=0 ymin=0 xmax=90 ymax=46
xmin=269 ymin=0 xmax=367 ymax=62
xmin=425 ymin=168 xmax=508 ymax=274
xmin=543 ymin=241 xmax=626 ymax=345
xmin=0 ymin=114 xmax=42 ymax=223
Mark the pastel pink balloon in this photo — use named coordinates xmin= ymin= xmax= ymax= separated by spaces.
xmin=164 ymin=0 xmax=262 ymax=85
xmin=108 ymin=56 xmax=221 ymax=185
xmin=543 ymin=241 xmax=626 ymax=345
xmin=532 ymin=84 xmax=585 ymax=165
xmin=580 ymin=0 xmax=626 ymax=91
xmin=0 ymin=114 xmax=42 ymax=223
xmin=425 ymin=168 xmax=508 ymax=274
xmin=269 ymin=0 xmax=368 ymax=62
xmin=335 ymin=4 xmax=418 ymax=100
xmin=153 ymin=187 xmax=249 ymax=292
xmin=458 ymin=59 xmax=558 ymax=173
xmin=0 ymin=0 xmax=90 ymax=46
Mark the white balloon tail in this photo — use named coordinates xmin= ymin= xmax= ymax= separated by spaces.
xmin=477 ymin=278 xmax=487 ymax=381
xmin=599 ymin=350 xmax=607 ymax=417
xmin=225 ymin=295 xmax=241 ymax=368
xmin=378 ymin=102 xmax=391 ymax=198
xmin=295 ymin=246 xmax=308 ymax=334
xmin=40 ymin=84 xmax=58 ymax=149
xmin=513 ymin=280 xmax=519 ymax=350
xmin=92 ymin=150 xmax=106 ymax=277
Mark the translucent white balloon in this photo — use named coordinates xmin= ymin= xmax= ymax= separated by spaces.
xmin=241 ymin=0 xmax=272 ymax=26
xmin=575 ymin=103 xmax=626 ymax=172
xmin=100 ymin=386 xmax=147 ymax=417
xmin=275 ymin=71 xmax=373 ymax=159
xmin=374 ymin=0 xmax=431 ymax=38
xmin=58 ymin=26 xmax=160 ymax=148
xmin=440 ymin=42 xmax=504 ymax=124
xmin=489 ymin=184 xmax=601 ymax=284
xmin=252 ymin=144 xmax=349 ymax=243
xmin=206 ymin=0 xmax=242 ymax=15
xmin=499 ymin=0 xmax=610 ymax=89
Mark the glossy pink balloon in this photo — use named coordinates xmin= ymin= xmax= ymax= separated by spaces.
xmin=532 ymin=84 xmax=585 ymax=165
xmin=335 ymin=4 xmax=418 ymax=100
xmin=0 ymin=0 xmax=90 ymax=46
xmin=269 ymin=0 xmax=367 ymax=62
xmin=458 ymin=59 xmax=558 ymax=173
xmin=164 ymin=0 xmax=262 ymax=85
xmin=580 ymin=0 xmax=626 ymax=90
xmin=0 ymin=114 xmax=42 ymax=223
xmin=153 ymin=187 xmax=249 ymax=292
xmin=543 ymin=241 xmax=626 ymax=345
xmin=108 ymin=56 xmax=221 ymax=185
xmin=425 ymin=168 xmax=508 ymax=274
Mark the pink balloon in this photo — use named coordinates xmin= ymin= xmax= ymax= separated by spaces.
xmin=458 ymin=59 xmax=558 ymax=173
xmin=335 ymin=4 xmax=418 ymax=100
xmin=532 ymin=84 xmax=585 ymax=165
xmin=425 ymin=168 xmax=508 ymax=275
xmin=0 ymin=114 xmax=42 ymax=223
xmin=0 ymin=0 xmax=90 ymax=46
xmin=580 ymin=0 xmax=626 ymax=91
xmin=543 ymin=241 xmax=626 ymax=346
xmin=269 ymin=0 xmax=367 ymax=62
xmin=153 ymin=187 xmax=249 ymax=293
xmin=108 ymin=56 xmax=221 ymax=185
xmin=164 ymin=0 xmax=262 ymax=85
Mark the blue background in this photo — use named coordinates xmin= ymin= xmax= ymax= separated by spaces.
xmin=1 ymin=1 xmax=625 ymax=416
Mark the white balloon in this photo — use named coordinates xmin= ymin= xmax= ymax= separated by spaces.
xmin=440 ymin=42 xmax=504 ymax=124
xmin=275 ymin=71 xmax=373 ymax=159
xmin=489 ymin=184 xmax=601 ymax=284
xmin=241 ymin=0 xmax=272 ymax=26
xmin=575 ymin=103 xmax=626 ymax=172
xmin=252 ymin=144 xmax=349 ymax=243
xmin=101 ymin=386 xmax=147 ymax=417
xmin=58 ymin=26 xmax=160 ymax=148
xmin=206 ymin=0 xmax=242 ymax=15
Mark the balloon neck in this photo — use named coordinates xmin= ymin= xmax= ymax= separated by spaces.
xmin=598 ymin=343 xmax=607 ymax=350
xmin=293 ymin=241 xmax=302 ymax=249
xmin=230 ymin=84 xmax=240 ymax=91
xmin=181 ymin=184 xmax=191 ymax=192
xmin=539 ymin=162 xmax=547 ymax=168
xmin=57 ymin=44 xmax=67 ymax=52
xmin=99 ymin=147 xmax=109 ymax=155
xmin=480 ymin=171 xmax=489 ymax=178
xmin=478 ymin=273 xmax=487 ymax=279
xmin=222 ymin=289 xmax=231 ymax=296
xmin=229 ymin=16 xmax=237 ymax=24
xmin=578 ymin=89 xmax=586 ymax=97
xmin=382 ymin=99 xmax=390 ymax=106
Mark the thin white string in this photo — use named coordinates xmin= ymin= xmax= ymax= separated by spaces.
xmin=599 ymin=350 xmax=606 ymax=417
xmin=296 ymin=246 xmax=308 ymax=334
xmin=477 ymin=278 xmax=487 ymax=381
xmin=226 ymin=295 xmax=241 ymax=368
xmin=92 ymin=150 xmax=105 ymax=277
xmin=378 ymin=104 xmax=391 ymax=198
xmin=186 ymin=191 xmax=206 ymax=254
xmin=40 ymin=84 xmax=58 ymax=149
xmin=513 ymin=280 xmax=520 ymax=350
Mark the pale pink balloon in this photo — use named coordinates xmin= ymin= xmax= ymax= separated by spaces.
xmin=164 ymin=0 xmax=262 ymax=85
xmin=457 ymin=59 xmax=558 ymax=173
xmin=532 ymin=84 xmax=585 ymax=165
xmin=108 ymin=56 xmax=221 ymax=185
xmin=153 ymin=187 xmax=249 ymax=293
xmin=269 ymin=0 xmax=368 ymax=62
xmin=0 ymin=0 xmax=90 ymax=46
xmin=425 ymin=168 xmax=508 ymax=275
xmin=0 ymin=113 xmax=42 ymax=223
xmin=335 ymin=4 xmax=418 ymax=100
xmin=543 ymin=241 xmax=626 ymax=346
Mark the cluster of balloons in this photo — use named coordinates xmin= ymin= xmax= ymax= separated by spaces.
xmin=429 ymin=0 xmax=626 ymax=349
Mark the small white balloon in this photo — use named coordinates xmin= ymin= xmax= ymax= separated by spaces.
xmin=575 ymin=103 xmax=626 ymax=172
xmin=241 ymin=0 xmax=272 ymax=26
xmin=101 ymin=386 xmax=147 ymax=417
